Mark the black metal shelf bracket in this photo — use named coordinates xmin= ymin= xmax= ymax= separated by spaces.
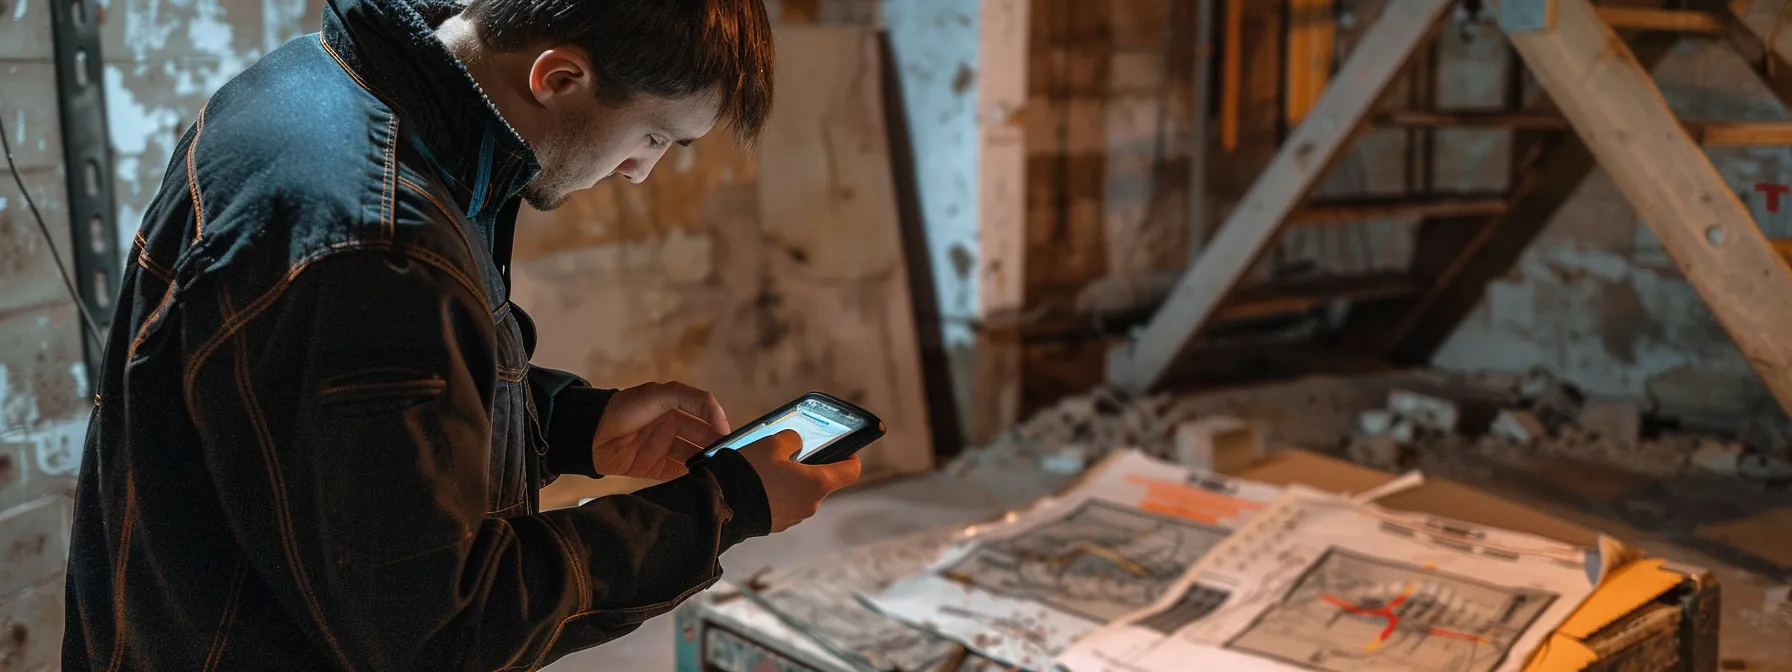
xmin=50 ymin=0 xmax=120 ymax=388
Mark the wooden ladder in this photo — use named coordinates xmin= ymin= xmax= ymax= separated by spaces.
xmin=1106 ymin=0 xmax=1792 ymax=421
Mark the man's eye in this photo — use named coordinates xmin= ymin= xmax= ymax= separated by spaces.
xmin=648 ymin=135 xmax=667 ymax=149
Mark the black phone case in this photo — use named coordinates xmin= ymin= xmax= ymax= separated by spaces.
xmin=686 ymin=392 xmax=886 ymax=467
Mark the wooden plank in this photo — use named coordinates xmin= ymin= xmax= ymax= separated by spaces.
xmin=744 ymin=26 xmax=935 ymax=477
xmin=1206 ymin=0 xmax=1284 ymax=246
xmin=1372 ymin=110 xmax=1569 ymax=130
xmin=1215 ymin=272 xmax=1423 ymax=322
xmin=1187 ymin=0 xmax=1215 ymax=264
xmin=1286 ymin=0 xmax=1336 ymax=124
xmin=1713 ymin=0 xmax=1792 ymax=109
xmin=1593 ymin=7 xmax=1724 ymax=33
xmin=1220 ymin=0 xmax=1243 ymax=151
xmin=1688 ymin=120 xmax=1792 ymax=145
xmin=1106 ymin=0 xmax=1453 ymax=394
xmin=971 ymin=0 xmax=1029 ymax=443
xmin=1288 ymin=194 xmax=1509 ymax=226
xmin=1346 ymin=34 xmax=1682 ymax=362
xmin=1503 ymin=0 xmax=1792 ymax=418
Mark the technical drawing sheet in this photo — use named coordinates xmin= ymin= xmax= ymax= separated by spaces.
xmin=1053 ymin=486 xmax=1598 ymax=672
xmin=746 ymin=527 xmax=967 ymax=671
xmin=864 ymin=450 xmax=1285 ymax=670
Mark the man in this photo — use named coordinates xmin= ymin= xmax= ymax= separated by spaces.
xmin=63 ymin=0 xmax=861 ymax=669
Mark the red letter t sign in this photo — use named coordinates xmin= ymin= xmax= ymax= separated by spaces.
xmin=1757 ymin=182 xmax=1789 ymax=213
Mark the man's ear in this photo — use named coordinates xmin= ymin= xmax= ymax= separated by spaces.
xmin=527 ymin=47 xmax=594 ymax=106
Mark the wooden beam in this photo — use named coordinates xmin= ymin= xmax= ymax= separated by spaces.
xmin=1503 ymin=0 xmax=1792 ymax=418
xmin=1688 ymin=120 xmax=1792 ymax=145
xmin=1713 ymin=0 xmax=1792 ymax=109
xmin=1593 ymin=7 xmax=1724 ymax=34
xmin=1216 ymin=273 xmax=1423 ymax=322
xmin=1288 ymin=194 xmax=1510 ymax=226
xmin=1189 ymin=0 xmax=1216 ymax=264
xmin=1220 ymin=0 xmax=1244 ymax=151
xmin=1347 ymin=34 xmax=1682 ymax=364
xmin=1287 ymin=0 xmax=1336 ymax=124
xmin=969 ymin=0 xmax=1029 ymax=443
xmin=1373 ymin=110 xmax=1569 ymax=130
xmin=1106 ymin=0 xmax=1453 ymax=394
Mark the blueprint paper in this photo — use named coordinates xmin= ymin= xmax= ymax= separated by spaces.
xmin=1053 ymin=486 xmax=1597 ymax=672
xmin=706 ymin=526 xmax=971 ymax=672
xmin=865 ymin=450 xmax=1285 ymax=670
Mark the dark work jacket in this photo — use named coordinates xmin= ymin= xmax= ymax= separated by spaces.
xmin=61 ymin=0 xmax=772 ymax=669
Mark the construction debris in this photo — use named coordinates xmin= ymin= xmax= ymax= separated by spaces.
xmin=1580 ymin=400 xmax=1643 ymax=449
xmin=1387 ymin=390 xmax=1460 ymax=433
xmin=1171 ymin=416 xmax=1263 ymax=473
xmin=1691 ymin=440 xmax=1745 ymax=476
xmin=1491 ymin=409 xmax=1547 ymax=444
xmin=1346 ymin=434 xmax=1402 ymax=470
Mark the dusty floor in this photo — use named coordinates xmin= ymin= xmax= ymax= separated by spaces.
xmin=546 ymin=447 xmax=1792 ymax=671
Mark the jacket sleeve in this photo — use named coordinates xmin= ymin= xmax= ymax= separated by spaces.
xmin=524 ymin=365 xmax=614 ymax=480
xmin=185 ymin=249 xmax=772 ymax=671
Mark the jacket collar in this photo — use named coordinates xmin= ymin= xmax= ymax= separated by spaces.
xmin=320 ymin=0 xmax=539 ymax=220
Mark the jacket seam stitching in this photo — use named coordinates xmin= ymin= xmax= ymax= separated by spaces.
xmin=103 ymin=474 xmax=136 ymax=672
xmin=181 ymin=241 xmax=492 ymax=417
xmin=221 ymin=284 xmax=358 ymax=671
xmin=201 ymin=556 xmax=250 ymax=672
xmin=319 ymin=34 xmax=381 ymax=98
xmin=133 ymin=230 xmax=175 ymax=283
xmin=541 ymin=522 xmax=591 ymax=612
xmin=129 ymin=279 xmax=178 ymax=362
xmin=396 ymin=176 xmax=477 ymax=257
xmin=187 ymin=104 xmax=209 ymax=242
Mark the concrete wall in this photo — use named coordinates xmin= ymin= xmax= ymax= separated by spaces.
xmin=1433 ymin=37 xmax=1792 ymax=433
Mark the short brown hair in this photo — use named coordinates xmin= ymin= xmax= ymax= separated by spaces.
xmin=463 ymin=0 xmax=774 ymax=143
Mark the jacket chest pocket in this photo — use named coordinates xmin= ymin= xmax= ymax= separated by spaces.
xmin=489 ymin=308 xmax=535 ymax=516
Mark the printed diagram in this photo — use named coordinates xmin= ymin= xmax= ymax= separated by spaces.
xmin=941 ymin=500 xmax=1231 ymax=623
xmin=1226 ymin=549 xmax=1558 ymax=672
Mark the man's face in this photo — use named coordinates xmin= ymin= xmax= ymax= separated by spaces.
xmin=522 ymin=88 xmax=722 ymax=211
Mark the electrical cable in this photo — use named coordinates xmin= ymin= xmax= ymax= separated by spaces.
xmin=0 ymin=106 xmax=109 ymax=350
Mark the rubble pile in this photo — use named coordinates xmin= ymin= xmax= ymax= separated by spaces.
xmin=949 ymin=388 xmax=1209 ymax=475
xmin=1354 ymin=368 xmax=1792 ymax=485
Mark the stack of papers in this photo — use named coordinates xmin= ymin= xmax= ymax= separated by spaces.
xmin=720 ymin=448 xmax=1605 ymax=672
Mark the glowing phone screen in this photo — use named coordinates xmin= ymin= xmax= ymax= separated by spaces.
xmin=707 ymin=397 xmax=867 ymax=461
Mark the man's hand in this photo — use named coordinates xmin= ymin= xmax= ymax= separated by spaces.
xmin=737 ymin=430 xmax=862 ymax=532
xmin=591 ymin=382 xmax=731 ymax=480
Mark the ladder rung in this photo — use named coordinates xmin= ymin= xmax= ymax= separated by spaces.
xmin=1374 ymin=111 xmax=1570 ymax=130
xmin=1290 ymin=194 xmax=1510 ymax=226
xmin=1217 ymin=273 xmax=1424 ymax=322
xmin=1593 ymin=7 xmax=1724 ymax=34
xmin=1688 ymin=121 xmax=1792 ymax=146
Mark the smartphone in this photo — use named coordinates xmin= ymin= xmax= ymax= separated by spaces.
xmin=688 ymin=392 xmax=885 ymax=466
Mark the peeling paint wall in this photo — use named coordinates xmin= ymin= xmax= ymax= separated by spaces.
xmin=2 ymin=0 xmax=309 ymax=661
xmin=1435 ymin=39 xmax=1791 ymax=431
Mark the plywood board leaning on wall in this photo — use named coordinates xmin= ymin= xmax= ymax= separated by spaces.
xmin=749 ymin=25 xmax=936 ymax=481
xmin=514 ymin=25 xmax=935 ymax=506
